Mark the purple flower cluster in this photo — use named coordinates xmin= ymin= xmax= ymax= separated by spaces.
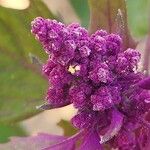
xmin=31 ymin=17 xmax=150 ymax=150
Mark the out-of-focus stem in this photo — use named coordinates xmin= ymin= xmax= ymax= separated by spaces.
xmin=143 ymin=5 xmax=150 ymax=75
xmin=143 ymin=34 xmax=150 ymax=75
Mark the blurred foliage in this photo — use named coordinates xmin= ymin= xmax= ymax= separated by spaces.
xmin=0 ymin=0 xmax=54 ymax=124
xmin=0 ymin=124 xmax=27 ymax=143
xmin=70 ymin=0 xmax=150 ymax=37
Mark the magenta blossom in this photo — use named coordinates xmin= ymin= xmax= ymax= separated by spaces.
xmin=31 ymin=17 xmax=150 ymax=150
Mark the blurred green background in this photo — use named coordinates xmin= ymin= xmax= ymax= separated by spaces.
xmin=0 ymin=0 xmax=149 ymax=143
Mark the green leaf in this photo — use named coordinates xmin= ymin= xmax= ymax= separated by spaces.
xmin=0 ymin=124 xmax=27 ymax=143
xmin=70 ymin=0 xmax=89 ymax=27
xmin=0 ymin=0 xmax=54 ymax=123
xmin=127 ymin=0 xmax=149 ymax=37
xmin=57 ymin=120 xmax=77 ymax=136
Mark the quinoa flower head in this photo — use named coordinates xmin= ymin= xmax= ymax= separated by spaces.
xmin=31 ymin=17 xmax=150 ymax=150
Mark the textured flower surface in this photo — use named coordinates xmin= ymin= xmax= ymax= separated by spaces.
xmin=31 ymin=17 xmax=150 ymax=150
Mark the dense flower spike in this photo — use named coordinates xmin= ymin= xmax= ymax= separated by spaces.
xmin=31 ymin=17 xmax=150 ymax=150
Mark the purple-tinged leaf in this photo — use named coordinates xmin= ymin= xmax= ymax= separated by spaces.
xmin=0 ymin=133 xmax=66 ymax=150
xmin=43 ymin=130 xmax=84 ymax=150
xmin=138 ymin=77 xmax=150 ymax=90
xmin=78 ymin=130 xmax=103 ymax=150
xmin=88 ymin=0 xmax=137 ymax=50
xmin=100 ymin=109 xmax=123 ymax=144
